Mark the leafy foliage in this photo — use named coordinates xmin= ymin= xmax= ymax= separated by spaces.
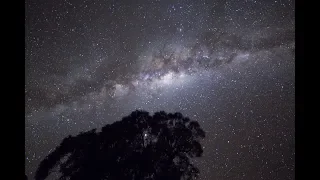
xmin=35 ymin=110 xmax=205 ymax=180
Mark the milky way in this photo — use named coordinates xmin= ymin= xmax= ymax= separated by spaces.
xmin=26 ymin=0 xmax=295 ymax=179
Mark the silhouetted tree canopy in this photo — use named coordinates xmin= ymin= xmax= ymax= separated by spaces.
xmin=35 ymin=110 xmax=206 ymax=180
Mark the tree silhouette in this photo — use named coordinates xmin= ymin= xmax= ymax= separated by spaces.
xmin=35 ymin=110 xmax=206 ymax=180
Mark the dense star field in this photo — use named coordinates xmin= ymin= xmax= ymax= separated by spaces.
xmin=25 ymin=0 xmax=295 ymax=179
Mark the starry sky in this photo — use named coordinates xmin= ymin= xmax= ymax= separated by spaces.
xmin=25 ymin=0 xmax=295 ymax=179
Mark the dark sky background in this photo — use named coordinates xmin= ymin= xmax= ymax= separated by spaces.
xmin=25 ymin=0 xmax=295 ymax=179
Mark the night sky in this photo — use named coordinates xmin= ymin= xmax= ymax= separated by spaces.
xmin=25 ymin=0 xmax=295 ymax=179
